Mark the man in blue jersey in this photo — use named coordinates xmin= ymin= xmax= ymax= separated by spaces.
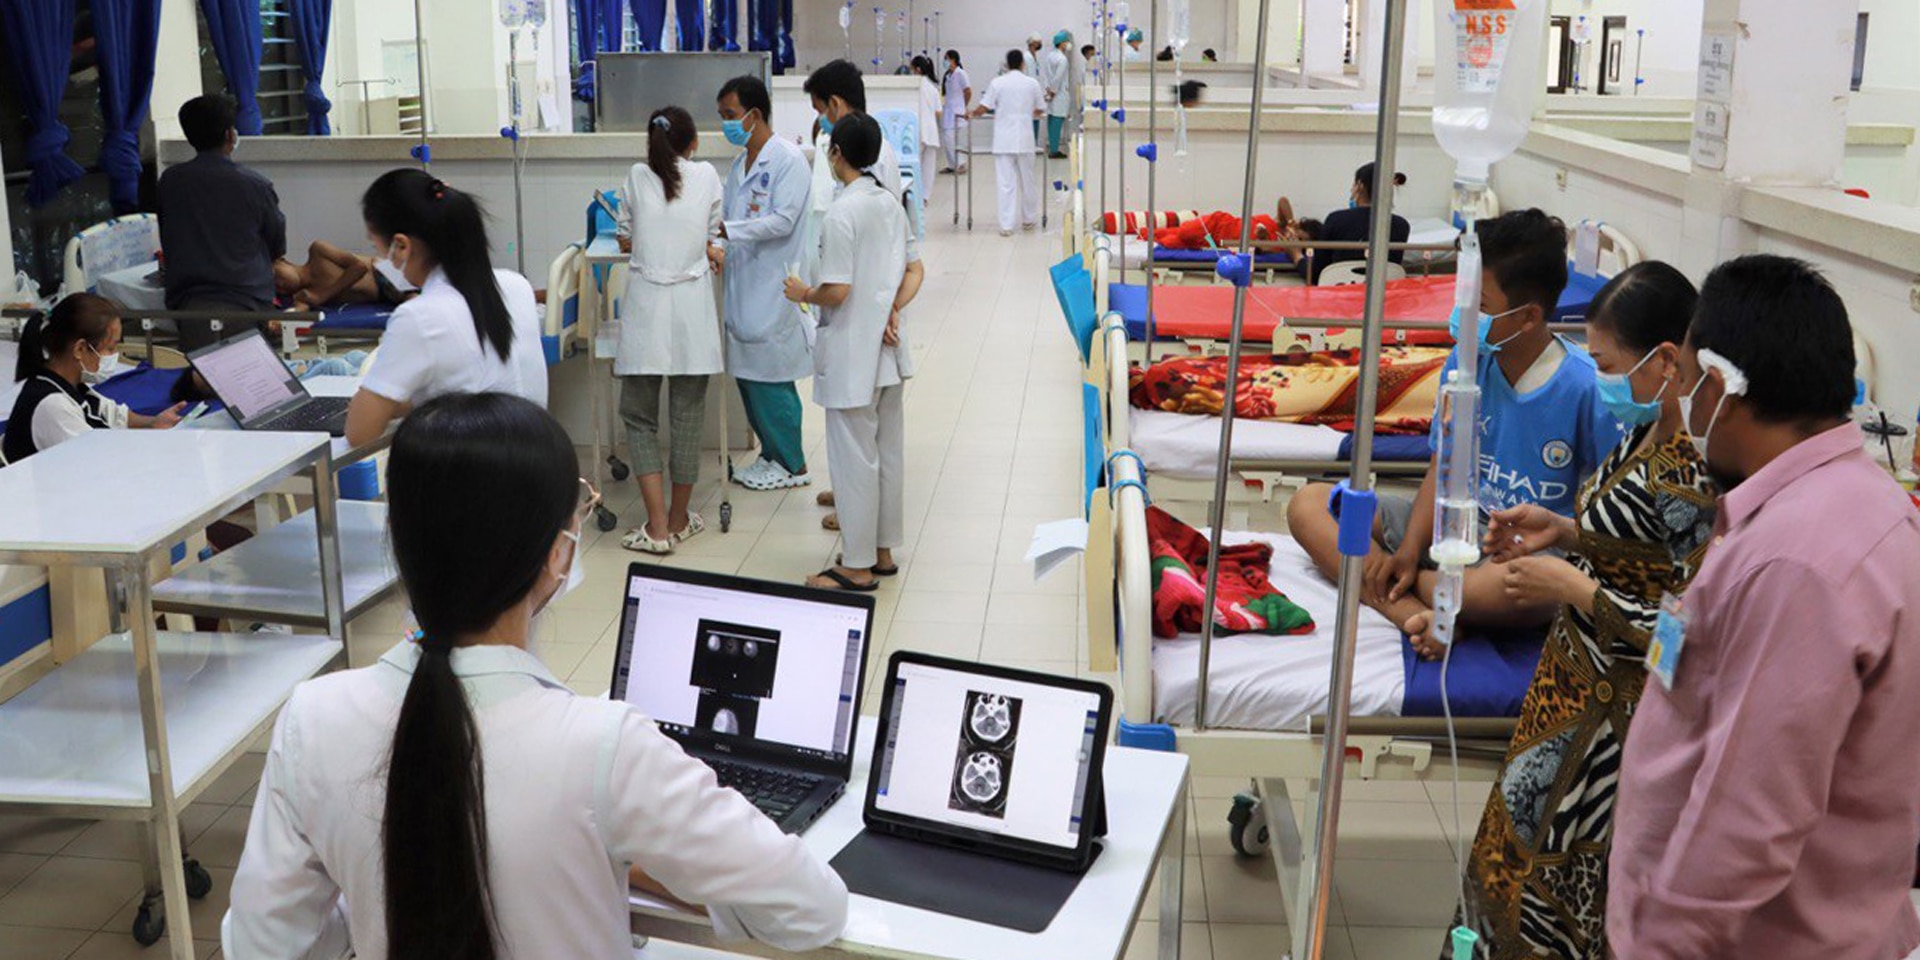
xmin=1289 ymin=209 xmax=1619 ymax=655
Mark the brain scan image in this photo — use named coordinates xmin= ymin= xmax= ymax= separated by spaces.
xmin=949 ymin=689 xmax=1022 ymax=818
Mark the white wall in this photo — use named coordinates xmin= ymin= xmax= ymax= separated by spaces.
xmin=150 ymin=0 xmax=205 ymax=140
xmin=1548 ymin=0 xmax=1703 ymax=98
xmin=1860 ymin=0 xmax=1920 ymax=91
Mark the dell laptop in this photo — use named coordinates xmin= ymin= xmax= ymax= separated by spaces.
xmin=609 ymin=563 xmax=876 ymax=833
xmin=187 ymin=329 xmax=350 ymax=436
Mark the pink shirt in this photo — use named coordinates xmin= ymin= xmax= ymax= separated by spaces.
xmin=1608 ymin=422 xmax=1920 ymax=960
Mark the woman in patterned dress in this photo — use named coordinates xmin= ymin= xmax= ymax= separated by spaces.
xmin=1451 ymin=262 xmax=1720 ymax=959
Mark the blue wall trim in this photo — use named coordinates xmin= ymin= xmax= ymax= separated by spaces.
xmin=0 ymin=584 xmax=53 ymax=669
xmin=1117 ymin=719 xmax=1177 ymax=752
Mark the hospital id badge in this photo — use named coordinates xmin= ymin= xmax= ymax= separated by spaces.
xmin=1646 ymin=592 xmax=1688 ymax=691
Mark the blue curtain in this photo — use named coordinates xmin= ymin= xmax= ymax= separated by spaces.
xmin=92 ymin=0 xmax=162 ymax=212
xmin=673 ymin=0 xmax=704 ymax=50
xmin=747 ymin=0 xmax=775 ymax=54
xmin=200 ymin=0 xmax=264 ymax=134
xmin=777 ymin=0 xmax=793 ymax=69
xmin=288 ymin=0 xmax=332 ymax=134
xmin=0 ymin=0 xmax=86 ymax=207
xmin=573 ymin=0 xmax=624 ymax=100
xmin=630 ymin=0 xmax=666 ymax=51
xmin=709 ymin=0 xmax=739 ymax=51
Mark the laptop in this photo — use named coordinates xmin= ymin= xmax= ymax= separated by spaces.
xmin=609 ymin=563 xmax=876 ymax=834
xmin=187 ymin=329 xmax=350 ymax=436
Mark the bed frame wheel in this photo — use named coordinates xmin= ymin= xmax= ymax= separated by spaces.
xmin=132 ymin=900 xmax=166 ymax=946
xmin=719 ymin=501 xmax=733 ymax=533
xmin=1227 ymin=793 xmax=1270 ymax=858
xmin=595 ymin=504 xmax=619 ymax=533
xmin=607 ymin=456 xmax=630 ymax=482
xmin=183 ymin=858 xmax=212 ymax=899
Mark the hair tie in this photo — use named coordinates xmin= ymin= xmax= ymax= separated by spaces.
xmin=428 ymin=178 xmax=448 ymax=201
xmin=651 ymin=115 xmax=670 ymax=131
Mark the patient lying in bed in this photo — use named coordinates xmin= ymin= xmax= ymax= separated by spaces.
xmin=273 ymin=241 xmax=415 ymax=309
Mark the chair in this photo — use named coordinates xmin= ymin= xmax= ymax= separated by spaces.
xmin=872 ymin=108 xmax=925 ymax=239
xmin=1316 ymin=260 xmax=1406 ymax=287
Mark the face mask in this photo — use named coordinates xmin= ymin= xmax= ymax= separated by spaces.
xmin=1596 ymin=347 xmax=1668 ymax=427
xmin=1447 ymin=305 xmax=1526 ymax=354
xmin=818 ymin=115 xmax=835 ymax=136
xmin=372 ymin=257 xmax=415 ymax=292
xmin=1677 ymin=348 xmax=1749 ymax=463
xmin=722 ymin=116 xmax=751 ymax=147
xmin=82 ymin=343 xmax=121 ymax=385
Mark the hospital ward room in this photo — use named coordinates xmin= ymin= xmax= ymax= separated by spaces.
xmin=7 ymin=1 xmax=1920 ymax=959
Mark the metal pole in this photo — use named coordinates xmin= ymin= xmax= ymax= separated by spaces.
xmin=1144 ymin=0 xmax=1159 ymax=355
xmin=1099 ymin=0 xmax=1110 ymax=230
xmin=1192 ymin=0 xmax=1273 ymax=733
xmin=508 ymin=29 xmax=528 ymax=276
xmin=1298 ymin=1 xmax=1409 ymax=957
xmin=1115 ymin=16 xmax=1127 ymax=251
xmin=413 ymin=0 xmax=429 ymax=164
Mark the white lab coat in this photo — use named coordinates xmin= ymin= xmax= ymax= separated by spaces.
xmin=223 ymin=643 xmax=849 ymax=960
xmin=721 ymin=136 xmax=813 ymax=384
xmin=615 ymin=158 xmax=725 ymax=377
xmin=1040 ymin=47 xmax=1073 ymax=119
xmin=813 ymin=177 xmax=915 ymax=410
xmin=941 ymin=67 xmax=972 ymax=168
xmin=981 ymin=71 xmax=1045 ymax=154
xmin=359 ymin=267 xmax=547 ymax=408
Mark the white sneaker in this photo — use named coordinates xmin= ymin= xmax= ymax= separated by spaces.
xmin=732 ymin=457 xmax=774 ymax=488
xmin=741 ymin=460 xmax=813 ymax=491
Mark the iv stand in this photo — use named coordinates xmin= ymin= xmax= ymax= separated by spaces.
xmin=1296 ymin=0 xmax=1408 ymax=956
xmin=505 ymin=27 xmax=528 ymax=275
xmin=412 ymin=0 xmax=431 ymax=167
xmin=1143 ymin=0 xmax=1158 ymax=354
xmin=1098 ymin=0 xmax=1109 ymax=232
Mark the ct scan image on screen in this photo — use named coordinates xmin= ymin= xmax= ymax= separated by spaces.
xmin=876 ymin=663 xmax=1101 ymax=850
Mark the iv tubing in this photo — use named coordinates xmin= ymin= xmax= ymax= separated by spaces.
xmin=1297 ymin=0 xmax=1409 ymax=956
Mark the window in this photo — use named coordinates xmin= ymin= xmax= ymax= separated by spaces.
xmin=195 ymin=0 xmax=309 ymax=135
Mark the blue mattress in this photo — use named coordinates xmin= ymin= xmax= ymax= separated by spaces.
xmin=94 ymin=364 xmax=210 ymax=417
xmin=1154 ymin=247 xmax=1292 ymax=264
xmin=311 ymin=303 xmax=396 ymax=331
xmin=1401 ymin=626 xmax=1546 ymax=719
xmin=1338 ymin=433 xmax=1432 ymax=463
xmin=1555 ymin=269 xmax=1607 ymax=323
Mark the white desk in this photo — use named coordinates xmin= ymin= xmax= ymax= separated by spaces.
xmin=0 ymin=430 xmax=347 ymax=959
xmin=631 ymin=724 xmax=1191 ymax=960
xmin=150 ymin=500 xmax=398 ymax=629
xmin=182 ymin=375 xmax=389 ymax=470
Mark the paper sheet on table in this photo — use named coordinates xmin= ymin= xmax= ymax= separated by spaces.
xmin=1025 ymin=518 xmax=1089 ymax=581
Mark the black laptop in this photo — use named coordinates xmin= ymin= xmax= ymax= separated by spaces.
xmin=187 ymin=329 xmax=350 ymax=436
xmin=609 ymin=563 xmax=875 ymax=833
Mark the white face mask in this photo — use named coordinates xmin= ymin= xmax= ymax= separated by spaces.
xmin=373 ymin=257 xmax=416 ymax=292
xmin=1678 ymin=348 xmax=1749 ymax=462
xmin=82 ymin=343 xmax=122 ymax=385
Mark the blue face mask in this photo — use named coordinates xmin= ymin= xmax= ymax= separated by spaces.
xmin=818 ymin=114 xmax=835 ymax=136
xmin=722 ymin=118 xmax=750 ymax=147
xmin=1596 ymin=347 xmax=1668 ymax=426
xmin=1447 ymin=304 xmax=1527 ymax=354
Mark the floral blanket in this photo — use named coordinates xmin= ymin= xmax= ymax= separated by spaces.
xmin=1128 ymin=346 xmax=1448 ymax=433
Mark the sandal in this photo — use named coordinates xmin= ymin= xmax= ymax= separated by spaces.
xmin=810 ymin=568 xmax=880 ymax=592
xmin=821 ymin=512 xmax=840 ymax=532
xmin=621 ymin=527 xmax=674 ymax=555
xmin=838 ymin=554 xmax=899 ymax=576
xmin=816 ymin=490 xmax=836 ymax=507
xmin=671 ymin=512 xmax=707 ymax=545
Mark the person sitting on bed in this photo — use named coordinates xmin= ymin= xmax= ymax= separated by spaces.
xmin=1310 ymin=162 xmax=1410 ymax=284
xmin=1452 ymin=261 xmax=1717 ymax=960
xmin=272 ymin=240 xmax=417 ymax=309
xmin=1287 ymin=208 xmax=1620 ymax=655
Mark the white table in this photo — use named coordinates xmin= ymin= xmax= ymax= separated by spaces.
xmin=0 ymin=430 xmax=347 ymax=959
xmin=631 ymin=724 xmax=1191 ymax=960
xmin=181 ymin=375 xmax=388 ymax=469
xmin=150 ymin=499 xmax=398 ymax=629
xmin=96 ymin=262 xmax=168 ymax=312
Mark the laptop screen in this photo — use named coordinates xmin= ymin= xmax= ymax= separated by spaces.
xmin=190 ymin=332 xmax=304 ymax=423
xmin=612 ymin=567 xmax=870 ymax=765
xmin=873 ymin=660 xmax=1104 ymax=851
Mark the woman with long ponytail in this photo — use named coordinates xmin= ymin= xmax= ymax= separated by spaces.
xmin=345 ymin=169 xmax=548 ymax=446
xmin=225 ymin=391 xmax=848 ymax=959
xmin=611 ymin=105 xmax=726 ymax=555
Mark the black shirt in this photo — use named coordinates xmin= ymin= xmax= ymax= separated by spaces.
xmin=1311 ymin=206 xmax=1410 ymax=284
xmin=2 ymin=374 xmax=115 ymax=465
xmin=156 ymin=153 xmax=287 ymax=310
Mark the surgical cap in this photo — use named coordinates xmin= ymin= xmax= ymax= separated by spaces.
xmin=1054 ymin=29 xmax=1073 ymax=46
xmin=1028 ymin=33 xmax=1043 ymax=44
xmin=1127 ymin=28 xmax=1143 ymax=42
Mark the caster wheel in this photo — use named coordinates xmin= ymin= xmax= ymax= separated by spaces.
xmin=1227 ymin=792 xmax=1270 ymax=858
xmin=608 ymin=457 xmax=630 ymax=482
xmin=595 ymin=505 xmax=619 ymax=532
xmin=184 ymin=858 xmax=212 ymax=899
xmin=132 ymin=905 xmax=165 ymax=946
xmin=719 ymin=502 xmax=733 ymax=534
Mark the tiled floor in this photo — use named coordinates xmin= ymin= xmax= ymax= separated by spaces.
xmin=0 ymin=188 xmax=1475 ymax=959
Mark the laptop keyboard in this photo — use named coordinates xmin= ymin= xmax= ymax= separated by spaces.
xmin=259 ymin=399 xmax=347 ymax=434
xmin=709 ymin=759 xmax=824 ymax=821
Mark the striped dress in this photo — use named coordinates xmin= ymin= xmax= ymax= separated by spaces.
xmin=1453 ymin=425 xmax=1717 ymax=960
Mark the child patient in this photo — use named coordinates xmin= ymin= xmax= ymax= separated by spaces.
xmin=1287 ymin=209 xmax=1620 ymax=656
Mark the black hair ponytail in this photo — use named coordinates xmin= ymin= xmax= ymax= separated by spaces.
xmin=362 ymin=169 xmax=515 ymax=361
xmin=648 ymin=107 xmax=697 ymax=202
xmin=829 ymin=111 xmax=884 ymax=174
xmin=381 ymin=392 xmax=579 ymax=960
xmin=15 ymin=293 xmax=120 ymax=381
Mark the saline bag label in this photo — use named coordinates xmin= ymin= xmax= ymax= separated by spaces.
xmin=1453 ymin=0 xmax=1518 ymax=94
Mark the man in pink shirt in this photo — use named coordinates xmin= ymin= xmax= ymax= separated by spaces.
xmin=1608 ymin=255 xmax=1920 ymax=959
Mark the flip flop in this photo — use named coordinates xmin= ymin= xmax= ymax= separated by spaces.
xmin=816 ymin=490 xmax=836 ymax=507
xmin=838 ymin=554 xmax=899 ymax=577
xmin=810 ymin=568 xmax=879 ymax=592
xmin=822 ymin=512 xmax=840 ymax=531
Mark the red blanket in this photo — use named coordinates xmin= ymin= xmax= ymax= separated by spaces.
xmin=1148 ymin=212 xmax=1282 ymax=250
xmin=1147 ymin=506 xmax=1316 ymax=639
xmin=1129 ymin=347 xmax=1449 ymax=433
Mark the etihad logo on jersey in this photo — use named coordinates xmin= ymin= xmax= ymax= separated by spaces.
xmin=1478 ymin=454 xmax=1570 ymax=511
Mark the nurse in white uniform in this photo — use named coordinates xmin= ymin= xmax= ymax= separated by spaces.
xmin=783 ymin=114 xmax=925 ymax=591
xmin=940 ymin=50 xmax=973 ymax=173
xmin=225 ymin=392 xmax=849 ymax=960
xmin=614 ymin=107 xmax=725 ymax=554
xmin=971 ymin=51 xmax=1047 ymax=236
xmin=347 ymin=170 xmax=547 ymax=448
xmin=715 ymin=75 xmax=814 ymax=491
xmin=1040 ymin=30 xmax=1075 ymax=158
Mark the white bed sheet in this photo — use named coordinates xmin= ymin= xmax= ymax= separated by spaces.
xmin=1152 ymin=532 xmax=1406 ymax=731
xmin=1131 ymin=409 xmax=1347 ymax=479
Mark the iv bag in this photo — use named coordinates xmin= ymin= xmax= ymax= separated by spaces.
xmin=839 ymin=3 xmax=851 ymax=30
xmin=1116 ymin=1 xmax=1130 ymax=28
xmin=1174 ymin=103 xmax=1190 ymax=156
xmin=1169 ymin=0 xmax=1191 ymax=52
xmin=524 ymin=0 xmax=546 ymax=27
xmin=498 ymin=0 xmax=526 ymax=28
xmin=1430 ymin=0 xmax=1547 ymax=183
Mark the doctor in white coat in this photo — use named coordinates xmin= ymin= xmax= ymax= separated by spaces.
xmin=716 ymin=75 xmax=814 ymax=492
xmin=784 ymin=114 xmax=924 ymax=592
xmin=971 ymin=50 xmax=1047 ymax=236
xmin=615 ymin=107 xmax=725 ymax=554
xmin=1040 ymin=30 xmax=1075 ymax=158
